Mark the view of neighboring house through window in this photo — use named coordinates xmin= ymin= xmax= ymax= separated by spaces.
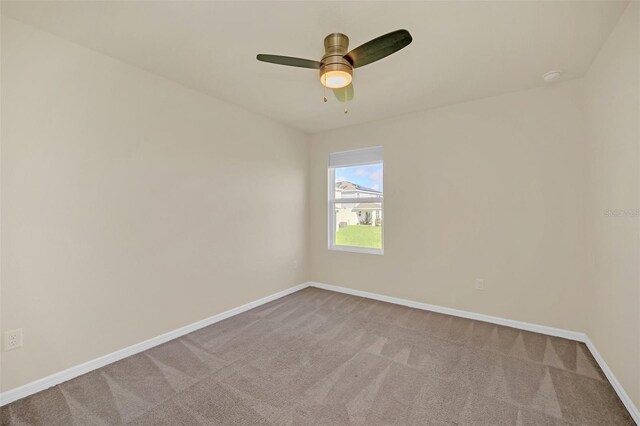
xmin=328 ymin=147 xmax=383 ymax=254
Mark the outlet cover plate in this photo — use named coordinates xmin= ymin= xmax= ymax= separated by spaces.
xmin=4 ymin=329 xmax=23 ymax=351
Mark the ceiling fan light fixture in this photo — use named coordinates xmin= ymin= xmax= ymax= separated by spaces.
xmin=321 ymin=70 xmax=352 ymax=89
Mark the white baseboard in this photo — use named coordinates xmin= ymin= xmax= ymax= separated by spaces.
xmin=309 ymin=282 xmax=585 ymax=341
xmin=583 ymin=336 xmax=640 ymax=424
xmin=308 ymin=281 xmax=639 ymax=424
xmin=0 ymin=282 xmax=308 ymax=407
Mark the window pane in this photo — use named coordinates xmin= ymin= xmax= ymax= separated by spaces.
xmin=335 ymin=164 xmax=383 ymax=199
xmin=330 ymin=154 xmax=383 ymax=253
xmin=334 ymin=201 xmax=383 ymax=249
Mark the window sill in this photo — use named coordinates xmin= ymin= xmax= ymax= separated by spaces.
xmin=329 ymin=245 xmax=384 ymax=256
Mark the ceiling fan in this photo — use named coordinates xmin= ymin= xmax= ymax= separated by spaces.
xmin=256 ymin=30 xmax=412 ymax=112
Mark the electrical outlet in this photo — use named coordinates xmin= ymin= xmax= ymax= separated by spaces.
xmin=475 ymin=278 xmax=485 ymax=290
xmin=4 ymin=329 xmax=23 ymax=351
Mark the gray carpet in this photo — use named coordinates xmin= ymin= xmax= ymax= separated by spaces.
xmin=1 ymin=287 xmax=634 ymax=425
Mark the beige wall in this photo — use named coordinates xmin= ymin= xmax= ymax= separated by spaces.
xmin=583 ymin=2 xmax=639 ymax=407
xmin=0 ymin=17 xmax=308 ymax=391
xmin=310 ymin=79 xmax=590 ymax=333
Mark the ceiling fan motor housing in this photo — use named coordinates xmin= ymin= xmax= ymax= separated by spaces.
xmin=320 ymin=33 xmax=352 ymax=87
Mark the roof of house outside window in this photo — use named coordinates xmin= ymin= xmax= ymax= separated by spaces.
xmin=336 ymin=180 xmax=382 ymax=194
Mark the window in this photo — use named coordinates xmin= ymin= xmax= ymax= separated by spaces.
xmin=328 ymin=147 xmax=383 ymax=254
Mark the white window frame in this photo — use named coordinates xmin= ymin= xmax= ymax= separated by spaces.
xmin=328 ymin=147 xmax=384 ymax=255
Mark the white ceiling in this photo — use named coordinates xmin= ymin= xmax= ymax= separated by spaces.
xmin=1 ymin=1 xmax=629 ymax=134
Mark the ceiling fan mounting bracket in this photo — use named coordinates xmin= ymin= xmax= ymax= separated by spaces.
xmin=323 ymin=33 xmax=350 ymax=56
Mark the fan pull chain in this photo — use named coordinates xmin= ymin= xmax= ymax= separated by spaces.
xmin=323 ymin=74 xmax=327 ymax=103
xmin=344 ymin=86 xmax=348 ymax=114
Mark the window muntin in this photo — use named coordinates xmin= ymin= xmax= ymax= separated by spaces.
xmin=328 ymin=148 xmax=383 ymax=254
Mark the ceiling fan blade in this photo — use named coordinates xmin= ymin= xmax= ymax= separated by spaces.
xmin=333 ymin=83 xmax=354 ymax=102
xmin=256 ymin=54 xmax=322 ymax=69
xmin=344 ymin=29 xmax=412 ymax=69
